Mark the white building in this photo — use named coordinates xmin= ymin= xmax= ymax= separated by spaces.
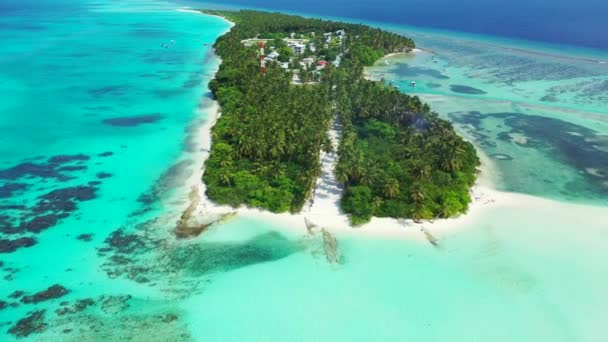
xmin=266 ymin=51 xmax=280 ymax=61
xmin=301 ymin=57 xmax=315 ymax=66
xmin=289 ymin=42 xmax=305 ymax=55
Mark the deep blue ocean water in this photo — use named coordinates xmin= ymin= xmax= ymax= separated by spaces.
xmin=191 ymin=0 xmax=608 ymax=51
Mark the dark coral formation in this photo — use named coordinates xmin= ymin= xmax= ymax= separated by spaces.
xmin=96 ymin=172 xmax=113 ymax=179
xmin=0 ymin=151 xmax=106 ymax=254
xmin=0 ymin=162 xmax=71 ymax=181
xmin=0 ymin=183 xmax=28 ymax=198
xmin=19 ymin=214 xmax=61 ymax=234
xmin=57 ymin=165 xmax=87 ymax=172
xmin=9 ymin=290 xmax=24 ymax=299
xmin=450 ymin=111 xmax=608 ymax=202
xmin=2 ymin=263 xmax=20 ymax=281
xmin=97 ymin=227 xmax=155 ymax=283
xmin=0 ymin=205 xmax=26 ymax=210
xmin=0 ymin=237 xmax=36 ymax=254
xmin=164 ymin=232 xmax=298 ymax=276
xmin=6 ymin=293 xmax=188 ymax=340
xmin=97 ymin=216 xmax=300 ymax=292
xmin=51 ymin=300 xmax=189 ymax=340
xmin=102 ymin=113 xmax=163 ymax=127
xmin=21 ymin=284 xmax=70 ymax=304
xmin=48 ymin=154 xmax=90 ymax=164
xmin=450 ymin=84 xmax=487 ymax=94
xmin=102 ymin=229 xmax=146 ymax=255
xmin=100 ymin=295 xmax=132 ymax=314
xmin=56 ymin=298 xmax=95 ymax=316
xmin=98 ymin=151 xmax=114 ymax=157
xmin=0 ymin=154 xmax=90 ymax=182
xmin=76 ymin=233 xmax=94 ymax=242
xmin=8 ymin=310 xmax=47 ymax=338
xmin=0 ymin=185 xmax=99 ymax=250
xmin=35 ymin=186 xmax=97 ymax=212
xmin=24 ymin=186 xmax=97 ymax=228
xmin=0 ymin=215 xmax=14 ymax=233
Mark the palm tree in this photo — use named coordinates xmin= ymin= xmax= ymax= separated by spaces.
xmin=383 ymin=178 xmax=400 ymax=198
xmin=412 ymin=161 xmax=431 ymax=180
xmin=410 ymin=186 xmax=425 ymax=205
xmin=335 ymin=166 xmax=349 ymax=185
xmin=410 ymin=204 xmax=426 ymax=222
xmin=360 ymin=168 xmax=374 ymax=186
xmin=439 ymin=202 xmax=452 ymax=218
xmin=441 ymin=143 xmax=464 ymax=172
xmin=219 ymin=172 xmax=232 ymax=186
xmin=372 ymin=196 xmax=383 ymax=209
xmin=218 ymin=158 xmax=233 ymax=168
xmin=270 ymin=161 xmax=287 ymax=180
xmin=399 ymin=130 xmax=413 ymax=146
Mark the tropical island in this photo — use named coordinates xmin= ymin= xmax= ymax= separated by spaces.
xmin=200 ymin=10 xmax=479 ymax=225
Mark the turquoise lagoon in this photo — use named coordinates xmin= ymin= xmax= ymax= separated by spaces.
xmin=1 ymin=0 xmax=607 ymax=341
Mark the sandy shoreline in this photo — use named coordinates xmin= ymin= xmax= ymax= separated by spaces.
xmin=382 ymin=48 xmax=421 ymax=59
xmin=176 ymin=9 xmax=576 ymax=243
xmin=177 ymin=8 xmax=235 ymax=26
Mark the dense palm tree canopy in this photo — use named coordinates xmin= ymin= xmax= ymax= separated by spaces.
xmin=201 ymin=10 xmax=479 ymax=222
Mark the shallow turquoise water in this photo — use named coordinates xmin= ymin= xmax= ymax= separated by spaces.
xmin=1 ymin=1 xmax=608 ymax=341
xmin=181 ymin=202 xmax=608 ymax=341
xmin=366 ymin=32 xmax=608 ymax=205
xmin=0 ymin=0 xmax=231 ymax=339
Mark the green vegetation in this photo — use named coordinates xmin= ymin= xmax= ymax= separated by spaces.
xmin=201 ymin=10 xmax=479 ymax=222
xmin=331 ymin=75 xmax=479 ymax=223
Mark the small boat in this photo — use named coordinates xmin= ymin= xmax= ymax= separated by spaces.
xmin=170 ymin=40 xmax=175 ymax=45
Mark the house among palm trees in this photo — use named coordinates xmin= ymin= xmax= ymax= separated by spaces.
xmin=266 ymin=51 xmax=280 ymax=61
xmin=289 ymin=42 xmax=305 ymax=55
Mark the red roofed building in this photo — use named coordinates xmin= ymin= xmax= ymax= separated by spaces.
xmin=317 ymin=60 xmax=329 ymax=67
